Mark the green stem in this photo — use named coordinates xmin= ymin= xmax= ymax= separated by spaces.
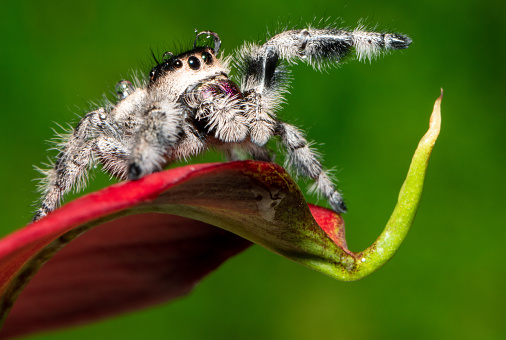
xmin=309 ymin=91 xmax=442 ymax=281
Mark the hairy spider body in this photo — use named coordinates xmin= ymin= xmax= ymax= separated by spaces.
xmin=33 ymin=26 xmax=412 ymax=222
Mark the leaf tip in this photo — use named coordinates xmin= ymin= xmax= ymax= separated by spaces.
xmin=420 ymin=90 xmax=442 ymax=148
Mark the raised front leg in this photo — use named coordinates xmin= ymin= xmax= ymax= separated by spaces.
xmin=262 ymin=27 xmax=412 ymax=67
xmin=236 ymin=27 xmax=412 ymax=146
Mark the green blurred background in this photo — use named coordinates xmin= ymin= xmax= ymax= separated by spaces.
xmin=1 ymin=0 xmax=505 ymax=339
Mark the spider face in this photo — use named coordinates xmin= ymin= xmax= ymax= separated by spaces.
xmin=33 ymin=24 xmax=412 ymax=222
xmin=149 ymin=47 xmax=229 ymax=101
xmin=150 ymin=48 xmax=218 ymax=82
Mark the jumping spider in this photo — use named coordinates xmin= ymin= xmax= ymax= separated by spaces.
xmin=33 ymin=25 xmax=412 ymax=222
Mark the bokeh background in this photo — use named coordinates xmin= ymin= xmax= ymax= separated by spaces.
xmin=0 ymin=0 xmax=504 ymax=339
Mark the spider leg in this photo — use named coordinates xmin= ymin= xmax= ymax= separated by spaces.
xmin=93 ymin=136 xmax=131 ymax=179
xmin=260 ymin=27 xmax=412 ymax=68
xmin=235 ymin=26 xmax=412 ymax=145
xmin=169 ymin=123 xmax=207 ymax=161
xmin=235 ymin=49 xmax=288 ymax=146
xmin=33 ymin=108 xmax=109 ymax=221
xmin=276 ymin=121 xmax=346 ymax=213
xmin=127 ymin=102 xmax=183 ymax=179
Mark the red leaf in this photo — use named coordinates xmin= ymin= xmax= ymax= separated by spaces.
xmin=0 ymin=161 xmax=345 ymax=338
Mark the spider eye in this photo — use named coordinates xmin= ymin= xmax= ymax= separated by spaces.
xmin=161 ymin=62 xmax=171 ymax=71
xmin=201 ymin=52 xmax=213 ymax=65
xmin=173 ymin=59 xmax=183 ymax=68
xmin=188 ymin=56 xmax=201 ymax=70
xmin=149 ymin=69 xmax=155 ymax=79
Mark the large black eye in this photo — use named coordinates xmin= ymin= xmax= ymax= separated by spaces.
xmin=201 ymin=51 xmax=213 ymax=65
xmin=188 ymin=56 xmax=201 ymax=70
xmin=173 ymin=59 xmax=183 ymax=68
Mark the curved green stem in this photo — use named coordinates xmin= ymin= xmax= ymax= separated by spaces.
xmin=304 ymin=91 xmax=442 ymax=280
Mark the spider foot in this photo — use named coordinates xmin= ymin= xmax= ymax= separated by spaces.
xmin=329 ymin=193 xmax=347 ymax=214
xmin=128 ymin=163 xmax=144 ymax=180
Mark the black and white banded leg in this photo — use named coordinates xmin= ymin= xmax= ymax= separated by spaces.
xmin=34 ymin=109 xmax=104 ymax=221
xmin=276 ymin=121 xmax=346 ymax=213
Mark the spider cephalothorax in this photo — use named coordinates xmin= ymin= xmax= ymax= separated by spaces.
xmin=33 ymin=25 xmax=412 ymax=222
